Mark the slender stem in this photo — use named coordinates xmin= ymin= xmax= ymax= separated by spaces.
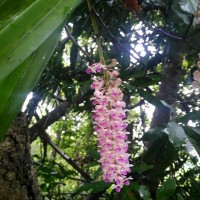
xmin=86 ymin=0 xmax=109 ymax=88
xmin=65 ymin=26 xmax=94 ymax=62
xmin=87 ymin=0 xmax=104 ymax=63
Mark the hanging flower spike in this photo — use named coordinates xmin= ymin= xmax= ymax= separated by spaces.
xmin=86 ymin=60 xmax=132 ymax=192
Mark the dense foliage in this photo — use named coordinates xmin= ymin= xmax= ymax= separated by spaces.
xmin=1 ymin=0 xmax=200 ymax=199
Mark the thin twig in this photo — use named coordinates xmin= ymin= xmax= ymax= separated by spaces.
xmin=40 ymin=131 xmax=92 ymax=183
xmin=183 ymin=15 xmax=194 ymax=40
xmin=155 ymin=28 xmax=183 ymax=40
xmin=65 ymin=26 xmax=94 ymax=62
xmin=155 ymin=27 xmax=200 ymax=51
xmin=93 ymin=8 xmax=146 ymax=68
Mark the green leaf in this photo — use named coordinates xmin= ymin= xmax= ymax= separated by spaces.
xmin=122 ymin=182 xmax=152 ymax=200
xmin=177 ymin=111 xmax=200 ymax=123
xmin=179 ymin=0 xmax=199 ymax=15
xmin=142 ymin=126 xmax=167 ymax=141
xmin=166 ymin=122 xmax=186 ymax=146
xmin=84 ymin=162 xmax=99 ymax=169
xmin=137 ymin=89 xmax=164 ymax=108
xmin=175 ymin=10 xmax=190 ymax=24
xmin=0 ymin=24 xmax=63 ymax=139
xmin=92 ymin=167 xmax=102 ymax=180
xmin=139 ymin=185 xmax=152 ymax=200
xmin=146 ymin=73 xmax=162 ymax=81
xmin=177 ymin=193 xmax=184 ymax=200
xmin=131 ymin=77 xmax=158 ymax=87
xmin=76 ymin=181 xmax=112 ymax=194
xmin=183 ymin=126 xmax=200 ymax=157
xmin=0 ymin=0 xmax=80 ymax=80
xmin=87 ymin=147 xmax=100 ymax=160
xmin=132 ymin=163 xmax=153 ymax=173
xmin=0 ymin=0 xmax=81 ymax=139
xmin=123 ymin=78 xmax=162 ymax=107
xmin=122 ymin=82 xmax=136 ymax=91
xmin=0 ymin=0 xmax=35 ymax=30
xmin=156 ymin=178 xmax=176 ymax=200
xmin=121 ymin=182 xmax=140 ymax=200
xmin=167 ymin=123 xmax=200 ymax=160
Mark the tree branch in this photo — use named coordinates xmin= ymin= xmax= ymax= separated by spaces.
xmin=40 ymin=132 xmax=92 ymax=183
xmin=29 ymin=101 xmax=70 ymax=140
xmin=29 ymin=92 xmax=89 ymax=141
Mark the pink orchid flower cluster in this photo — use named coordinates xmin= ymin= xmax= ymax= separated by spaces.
xmin=86 ymin=60 xmax=132 ymax=192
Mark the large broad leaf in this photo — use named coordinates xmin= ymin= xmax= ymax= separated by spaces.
xmin=0 ymin=0 xmax=35 ymax=30
xmin=179 ymin=0 xmax=199 ymax=15
xmin=0 ymin=0 xmax=81 ymax=139
xmin=137 ymin=89 xmax=164 ymax=108
xmin=183 ymin=126 xmax=200 ymax=158
xmin=166 ymin=122 xmax=200 ymax=162
xmin=122 ymin=82 xmax=163 ymax=108
xmin=166 ymin=122 xmax=186 ymax=146
xmin=178 ymin=0 xmax=200 ymax=25
xmin=0 ymin=0 xmax=81 ymax=79
xmin=156 ymin=178 xmax=176 ymax=200
xmin=138 ymin=185 xmax=152 ymax=200
xmin=0 ymin=24 xmax=63 ymax=139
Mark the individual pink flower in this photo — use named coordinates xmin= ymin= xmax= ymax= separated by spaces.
xmin=193 ymin=70 xmax=200 ymax=82
xmin=192 ymin=70 xmax=200 ymax=92
xmin=91 ymin=80 xmax=104 ymax=90
xmin=192 ymin=54 xmax=200 ymax=92
xmin=86 ymin=62 xmax=105 ymax=74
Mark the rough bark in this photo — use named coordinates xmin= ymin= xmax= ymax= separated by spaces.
xmin=150 ymin=44 xmax=184 ymax=128
xmin=0 ymin=113 xmax=41 ymax=200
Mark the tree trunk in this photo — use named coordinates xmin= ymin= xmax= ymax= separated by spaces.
xmin=0 ymin=113 xmax=41 ymax=200
xmin=150 ymin=43 xmax=184 ymax=128
xmin=143 ymin=41 xmax=184 ymax=197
